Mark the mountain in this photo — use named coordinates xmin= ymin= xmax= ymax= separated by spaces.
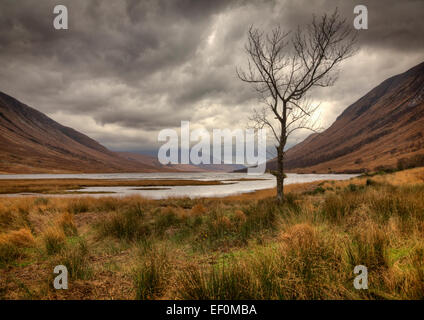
xmin=267 ymin=61 xmax=424 ymax=173
xmin=117 ymin=152 xmax=245 ymax=172
xmin=117 ymin=152 xmax=206 ymax=172
xmin=0 ymin=91 xmax=176 ymax=173
xmin=0 ymin=91 xmax=245 ymax=174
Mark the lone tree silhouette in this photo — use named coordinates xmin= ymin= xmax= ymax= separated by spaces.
xmin=237 ymin=9 xmax=357 ymax=203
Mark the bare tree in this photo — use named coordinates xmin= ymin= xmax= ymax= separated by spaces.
xmin=237 ymin=9 xmax=357 ymax=203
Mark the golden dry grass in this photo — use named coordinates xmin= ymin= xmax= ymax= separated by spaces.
xmin=0 ymin=228 xmax=35 ymax=247
xmin=0 ymin=167 xmax=423 ymax=299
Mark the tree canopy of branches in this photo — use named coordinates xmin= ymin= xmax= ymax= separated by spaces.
xmin=237 ymin=9 xmax=357 ymax=203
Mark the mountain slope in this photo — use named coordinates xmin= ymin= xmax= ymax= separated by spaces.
xmin=268 ymin=61 xmax=424 ymax=173
xmin=0 ymin=92 xmax=246 ymax=174
xmin=0 ymin=91 xmax=170 ymax=173
xmin=117 ymin=152 xmax=245 ymax=172
xmin=117 ymin=152 xmax=207 ymax=172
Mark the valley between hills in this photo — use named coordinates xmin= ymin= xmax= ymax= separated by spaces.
xmin=0 ymin=62 xmax=424 ymax=300
xmin=1 ymin=62 xmax=423 ymax=174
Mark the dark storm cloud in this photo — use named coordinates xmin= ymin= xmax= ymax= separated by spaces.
xmin=0 ymin=0 xmax=423 ymax=151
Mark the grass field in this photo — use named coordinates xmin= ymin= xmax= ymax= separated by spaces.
xmin=0 ymin=167 xmax=423 ymax=299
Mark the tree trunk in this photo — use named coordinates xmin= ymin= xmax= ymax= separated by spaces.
xmin=276 ymin=147 xmax=285 ymax=203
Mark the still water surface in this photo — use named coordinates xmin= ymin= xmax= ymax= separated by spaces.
xmin=0 ymin=172 xmax=357 ymax=199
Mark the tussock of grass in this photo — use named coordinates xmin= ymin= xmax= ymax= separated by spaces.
xmin=0 ymin=228 xmax=35 ymax=247
xmin=43 ymin=226 xmax=66 ymax=255
xmin=190 ymin=203 xmax=207 ymax=215
xmin=177 ymin=262 xmax=256 ymax=299
xmin=34 ymin=197 xmax=49 ymax=206
xmin=133 ymin=245 xmax=170 ymax=300
xmin=57 ymin=213 xmax=78 ymax=237
xmin=54 ymin=237 xmax=91 ymax=280
xmin=67 ymin=199 xmax=91 ymax=214
xmin=346 ymin=221 xmax=389 ymax=271
xmin=0 ymin=200 xmax=31 ymax=233
xmin=0 ymin=228 xmax=35 ymax=266
xmin=97 ymin=204 xmax=149 ymax=241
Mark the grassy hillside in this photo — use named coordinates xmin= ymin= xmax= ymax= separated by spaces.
xmin=0 ymin=168 xmax=423 ymax=299
xmin=0 ymin=91 xmax=175 ymax=174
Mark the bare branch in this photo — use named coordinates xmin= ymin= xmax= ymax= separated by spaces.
xmin=237 ymin=9 xmax=357 ymax=202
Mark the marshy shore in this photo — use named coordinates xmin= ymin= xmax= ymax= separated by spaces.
xmin=0 ymin=178 xmax=231 ymax=195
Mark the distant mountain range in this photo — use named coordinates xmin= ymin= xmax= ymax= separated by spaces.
xmin=1 ymin=61 xmax=423 ymax=174
xmin=0 ymin=92 xmax=242 ymax=173
xmin=117 ymin=151 xmax=245 ymax=173
xmin=266 ymin=61 xmax=424 ymax=173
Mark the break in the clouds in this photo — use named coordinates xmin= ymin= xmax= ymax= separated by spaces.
xmin=0 ymin=0 xmax=423 ymax=153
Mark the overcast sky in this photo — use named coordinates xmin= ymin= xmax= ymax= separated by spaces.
xmin=0 ymin=0 xmax=423 ymax=155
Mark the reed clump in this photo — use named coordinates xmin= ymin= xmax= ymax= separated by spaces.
xmin=53 ymin=237 xmax=91 ymax=280
xmin=133 ymin=245 xmax=171 ymax=300
xmin=0 ymin=228 xmax=36 ymax=266
xmin=43 ymin=226 xmax=66 ymax=255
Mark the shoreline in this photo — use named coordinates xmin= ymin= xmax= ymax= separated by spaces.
xmin=0 ymin=175 xmax=356 ymax=198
